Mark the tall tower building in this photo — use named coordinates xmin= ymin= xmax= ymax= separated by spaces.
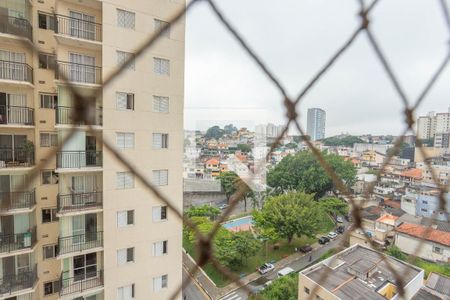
xmin=0 ymin=0 xmax=184 ymax=299
xmin=416 ymin=108 xmax=450 ymax=140
xmin=306 ymin=108 xmax=326 ymax=141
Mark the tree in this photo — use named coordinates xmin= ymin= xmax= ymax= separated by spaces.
xmin=267 ymin=151 xmax=356 ymax=198
xmin=185 ymin=205 xmax=220 ymax=220
xmin=232 ymin=231 xmax=260 ymax=263
xmin=224 ymin=124 xmax=237 ymax=135
xmin=322 ymin=135 xmax=364 ymax=147
xmin=386 ymin=245 xmax=407 ymax=261
xmin=205 ymin=125 xmax=224 ymax=140
xmin=284 ymin=142 xmax=298 ymax=149
xmin=250 ymin=274 xmax=298 ymax=300
xmin=237 ymin=143 xmax=252 ymax=153
xmin=217 ymin=171 xmax=239 ymax=202
xmin=318 ymin=197 xmax=349 ymax=217
xmin=253 ymin=192 xmax=320 ymax=244
xmin=386 ymin=142 xmax=408 ymax=157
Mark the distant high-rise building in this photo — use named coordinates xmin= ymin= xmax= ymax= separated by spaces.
xmin=416 ymin=108 xmax=450 ymax=140
xmin=307 ymin=108 xmax=326 ymax=141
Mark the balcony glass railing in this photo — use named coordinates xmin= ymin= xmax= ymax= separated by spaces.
xmin=0 ymin=148 xmax=34 ymax=168
xmin=0 ymin=105 xmax=34 ymax=125
xmin=0 ymin=226 xmax=36 ymax=254
xmin=55 ymin=61 xmax=101 ymax=85
xmin=57 ymin=151 xmax=102 ymax=169
xmin=0 ymin=264 xmax=37 ymax=296
xmin=58 ymin=231 xmax=103 ymax=255
xmin=59 ymin=270 xmax=103 ymax=296
xmin=0 ymin=189 xmax=36 ymax=212
xmin=0 ymin=15 xmax=33 ymax=41
xmin=0 ymin=60 xmax=33 ymax=84
xmin=55 ymin=14 xmax=101 ymax=42
xmin=57 ymin=191 xmax=102 ymax=214
xmin=56 ymin=106 xmax=102 ymax=126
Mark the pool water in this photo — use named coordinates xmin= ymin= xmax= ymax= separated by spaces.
xmin=222 ymin=216 xmax=254 ymax=230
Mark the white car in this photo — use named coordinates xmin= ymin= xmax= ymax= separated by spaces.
xmin=328 ymin=232 xmax=338 ymax=239
xmin=257 ymin=263 xmax=274 ymax=275
xmin=218 ymin=203 xmax=229 ymax=210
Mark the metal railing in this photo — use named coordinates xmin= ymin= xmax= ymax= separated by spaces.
xmin=0 ymin=226 xmax=37 ymax=253
xmin=55 ymin=14 xmax=102 ymax=42
xmin=0 ymin=15 xmax=33 ymax=41
xmin=0 ymin=264 xmax=37 ymax=296
xmin=0 ymin=148 xmax=34 ymax=168
xmin=59 ymin=269 xmax=103 ymax=296
xmin=58 ymin=231 xmax=103 ymax=255
xmin=56 ymin=106 xmax=102 ymax=126
xmin=0 ymin=60 xmax=33 ymax=84
xmin=0 ymin=189 xmax=36 ymax=212
xmin=0 ymin=105 xmax=34 ymax=125
xmin=57 ymin=191 xmax=102 ymax=214
xmin=55 ymin=61 xmax=101 ymax=85
xmin=56 ymin=151 xmax=102 ymax=169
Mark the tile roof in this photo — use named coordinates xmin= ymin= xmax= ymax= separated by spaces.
xmin=396 ymin=223 xmax=450 ymax=247
xmin=400 ymin=168 xmax=423 ymax=179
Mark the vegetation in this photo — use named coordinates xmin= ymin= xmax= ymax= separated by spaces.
xmin=253 ymin=192 xmax=321 ymax=244
xmin=217 ymin=171 xmax=239 ymax=201
xmin=205 ymin=125 xmax=225 ymax=140
xmin=284 ymin=142 xmax=298 ymax=149
xmin=267 ymin=151 xmax=356 ymax=198
xmin=185 ymin=205 xmax=220 ymax=220
xmin=250 ymin=273 xmax=298 ymax=300
xmin=322 ymin=135 xmax=364 ymax=147
xmin=224 ymin=124 xmax=237 ymax=135
xmin=318 ymin=197 xmax=349 ymax=217
xmin=237 ymin=143 xmax=252 ymax=153
xmin=386 ymin=142 xmax=409 ymax=157
xmin=386 ymin=245 xmax=407 ymax=261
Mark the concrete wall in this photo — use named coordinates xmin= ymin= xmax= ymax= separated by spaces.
xmin=395 ymin=233 xmax=449 ymax=263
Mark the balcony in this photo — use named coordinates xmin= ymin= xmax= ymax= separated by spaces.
xmin=55 ymin=14 xmax=101 ymax=44
xmin=0 ymin=105 xmax=34 ymax=126
xmin=0 ymin=16 xmax=33 ymax=41
xmin=0 ymin=226 xmax=36 ymax=254
xmin=0 ymin=189 xmax=36 ymax=213
xmin=59 ymin=270 xmax=103 ymax=296
xmin=0 ymin=264 xmax=37 ymax=296
xmin=56 ymin=151 xmax=102 ymax=169
xmin=0 ymin=149 xmax=34 ymax=169
xmin=0 ymin=60 xmax=33 ymax=85
xmin=57 ymin=191 xmax=102 ymax=214
xmin=56 ymin=106 xmax=102 ymax=126
xmin=58 ymin=231 xmax=103 ymax=256
xmin=55 ymin=61 xmax=101 ymax=85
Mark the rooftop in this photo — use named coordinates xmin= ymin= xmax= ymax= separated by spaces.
xmin=376 ymin=214 xmax=399 ymax=225
xmin=425 ymin=272 xmax=450 ymax=297
xmin=301 ymin=244 xmax=422 ymax=300
xmin=396 ymin=223 xmax=450 ymax=247
xmin=400 ymin=168 xmax=423 ymax=180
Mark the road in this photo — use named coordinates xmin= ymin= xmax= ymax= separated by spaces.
xmin=183 ymin=267 xmax=210 ymax=300
xmin=219 ymin=235 xmax=343 ymax=300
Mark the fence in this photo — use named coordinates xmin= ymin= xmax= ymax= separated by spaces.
xmin=12 ymin=0 xmax=450 ymax=299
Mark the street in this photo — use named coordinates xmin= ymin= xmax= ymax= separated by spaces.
xmin=219 ymin=236 xmax=343 ymax=300
xmin=183 ymin=267 xmax=210 ymax=300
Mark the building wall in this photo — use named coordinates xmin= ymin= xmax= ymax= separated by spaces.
xmin=298 ymin=273 xmax=338 ymax=300
xmin=395 ymin=233 xmax=449 ymax=263
xmin=306 ymin=108 xmax=326 ymax=141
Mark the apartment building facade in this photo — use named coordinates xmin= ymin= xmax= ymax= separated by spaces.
xmin=416 ymin=108 xmax=450 ymax=140
xmin=0 ymin=0 xmax=184 ymax=299
xmin=306 ymin=108 xmax=326 ymax=141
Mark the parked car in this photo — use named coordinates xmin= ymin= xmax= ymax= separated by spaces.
xmin=218 ymin=203 xmax=229 ymax=210
xmin=336 ymin=216 xmax=343 ymax=223
xmin=337 ymin=226 xmax=345 ymax=234
xmin=257 ymin=263 xmax=274 ymax=275
xmin=318 ymin=236 xmax=330 ymax=244
xmin=328 ymin=232 xmax=338 ymax=239
xmin=277 ymin=267 xmax=294 ymax=277
xmin=299 ymin=245 xmax=313 ymax=253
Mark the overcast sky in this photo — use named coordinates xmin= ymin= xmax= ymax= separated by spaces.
xmin=184 ymin=0 xmax=450 ymax=137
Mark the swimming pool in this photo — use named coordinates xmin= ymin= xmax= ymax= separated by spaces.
xmin=222 ymin=216 xmax=254 ymax=230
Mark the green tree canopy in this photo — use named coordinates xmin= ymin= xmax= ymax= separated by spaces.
xmin=267 ymin=151 xmax=356 ymax=198
xmin=224 ymin=124 xmax=237 ymax=135
xmin=322 ymin=135 xmax=364 ymax=147
xmin=253 ymin=192 xmax=320 ymax=244
xmin=217 ymin=171 xmax=239 ymax=201
xmin=250 ymin=274 xmax=298 ymax=300
xmin=205 ymin=125 xmax=225 ymax=140
xmin=318 ymin=197 xmax=349 ymax=217
xmin=185 ymin=205 xmax=220 ymax=220
xmin=284 ymin=142 xmax=298 ymax=149
xmin=386 ymin=245 xmax=407 ymax=261
xmin=237 ymin=143 xmax=252 ymax=153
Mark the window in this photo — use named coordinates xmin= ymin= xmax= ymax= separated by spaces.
xmin=116 ymin=92 xmax=134 ymax=110
xmin=116 ymin=172 xmax=134 ymax=189
xmin=38 ymin=12 xmax=55 ymax=30
xmin=38 ymin=53 xmax=55 ymax=69
xmin=153 ymin=133 xmax=168 ymax=149
xmin=43 ymin=244 xmax=58 ymax=260
xmin=153 ymin=274 xmax=168 ymax=292
xmin=40 ymin=132 xmax=58 ymax=147
xmin=421 ymin=208 xmax=428 ymax=212
xmin=153 ymin=96 xmax=169 ymax=113
xmin=42 ymin=208 xmax=58 ymax=223
xmin=152 ymin=170 xmax=168 ymax=186
xmin=116 ymin=133 xmax=135 ymax=149
xmin=304 ymin=287 xmax=310 ymax=294
xmin=118 ymin=284 xmax=135 ymax=300
xmin=117 ymin=247 xmax=135 ymax=265
xmin=153 ymin=241 xmax=168 ymax=256
xmin=44 ymin=280 xmax=60 ymax=296
xmin=152 ymin=206 xmax=167 ymax=222
xmin=154 ymin=58 xmax=170 ymax=76
xmin=117 ymin=210 xmax=134 ymax=228
xmin=433 ymin=245 xmax=443 ymax=254
xmin=41 ymin=170 xmax=58 ymax=185
xmin=117 ymin=51 xmax=135 ymax=70
xmin=117 ymin=9 xmax=135 ymax=29
xmin=422 ymin=200 xmax=428 ymax=204
xmin=40 ymin=93 xmax=58 ymax=109
xmin=154 ymin=19 xmax=170 ymax=38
